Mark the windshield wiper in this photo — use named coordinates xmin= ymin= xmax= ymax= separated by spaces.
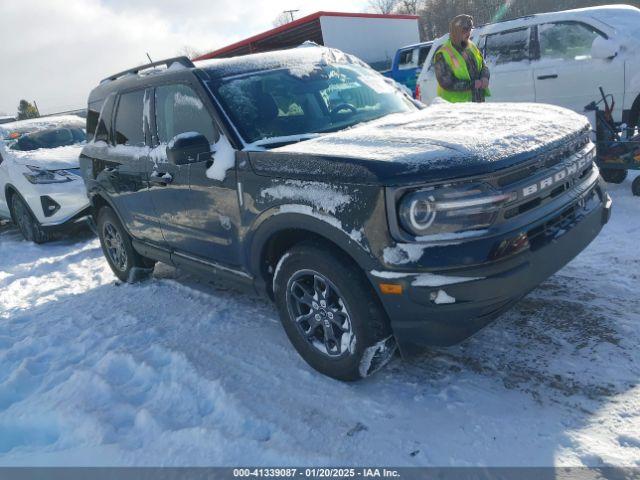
xmin=243 ymin=133 xmax=325 ymax=150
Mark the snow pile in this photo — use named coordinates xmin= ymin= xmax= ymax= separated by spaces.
xmin=0 ymin=174 xmax=639 ymax=466
xmin=277 ymin=103 xmax=589 ymax=169
xmin=260 ymin=180 xmax=352 ymax=214
xmin=432 ymin=289 xmax=456 ymax=304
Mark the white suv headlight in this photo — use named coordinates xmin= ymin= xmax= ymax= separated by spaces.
xmin=23 ymin=165 xmax=75 ymax=184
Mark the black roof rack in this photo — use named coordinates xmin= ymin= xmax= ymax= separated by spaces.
xmin=101 ymin=56 xmax=195 ymax=83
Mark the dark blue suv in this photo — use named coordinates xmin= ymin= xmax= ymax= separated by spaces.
xmin=80 ymin=46 xmax=611 ymax=380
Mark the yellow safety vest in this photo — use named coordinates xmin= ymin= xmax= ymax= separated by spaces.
xmin=436 ymin=39 xmax=491 ymax=103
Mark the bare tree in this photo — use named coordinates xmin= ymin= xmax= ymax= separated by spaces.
xmin=368 ymin=0 xmax=398 ymax=14
xmin=395 ymin=0 xmax=421 ymax=14
xmin=273 ymin=12 xmax=291 ymax=27
xmin=177 ymin=45 xmax=205 ymax=60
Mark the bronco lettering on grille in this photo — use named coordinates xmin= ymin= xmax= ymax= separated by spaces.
xmin=522 ymin=151 xmax=593 ymax=198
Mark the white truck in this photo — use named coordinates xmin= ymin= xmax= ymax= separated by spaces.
xmin=417 ymin=5 xmax=640 ymax=134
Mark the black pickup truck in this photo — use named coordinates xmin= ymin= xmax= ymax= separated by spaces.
xmin=80 ymin=47 xmax=611 ymax=380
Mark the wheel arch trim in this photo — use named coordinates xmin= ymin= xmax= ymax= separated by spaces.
xmin=246 ymin=204 xmax=376 ymax=296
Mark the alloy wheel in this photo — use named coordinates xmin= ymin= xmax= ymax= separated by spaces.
xmin=103 ymin=222 xmax=128 ymax=272
xmin=286 ymin=269 xmax=356 ymax=358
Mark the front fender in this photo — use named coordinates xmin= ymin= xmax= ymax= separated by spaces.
xmin=246 ymin=204 xmax=377 ymax=275
xmin=244 ymin=203 xmax=389 ymax=300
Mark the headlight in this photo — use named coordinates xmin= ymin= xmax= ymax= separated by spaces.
xmin=23 ymin=165 xmax=75 ymax=184
xmin=398 ymin=183 xmax=512 ymax=239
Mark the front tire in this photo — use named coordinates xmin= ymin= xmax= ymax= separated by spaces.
xmin=273 ymin=241 xmax=396 ymax=381
xmin=10 ymin=194 xmax=50 ymax=243
xmin=600 ymin=168 xmax=627 ymax=184
xmin=97 ymin=207 xmax=155 ymax=282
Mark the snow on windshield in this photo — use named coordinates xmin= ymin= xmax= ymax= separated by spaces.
xmin=213 ymin=63 xmax=415 ymax=146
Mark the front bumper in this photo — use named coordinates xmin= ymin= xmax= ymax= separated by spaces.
xmin=370 ymin=180 xmax=611 ymax=357
xmin=21 ymin=178 xmax=90 ymax=228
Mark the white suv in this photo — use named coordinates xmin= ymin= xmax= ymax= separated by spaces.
xmin=417 ymin=5 xmax=640 ymax=133
xmin=0 ymin=115 xmax=90 ymax=242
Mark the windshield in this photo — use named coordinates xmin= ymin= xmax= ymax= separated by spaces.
xmin=8 ymin=126 xmax=86 ymax=151
xmin=211 ymin=63 xmax=417 ymax=146
xmin=593 ymin=10 xmax=640 ymax=35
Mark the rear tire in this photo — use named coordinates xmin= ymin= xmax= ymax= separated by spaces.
xmin=10 ymin=194 xmax=50 ymax=243
xmin=600 ymin=168 xmax=627 ymax=184
xmin=632 ymin=176 xmax=640 ymax=196
xmin=273 ymin=241 xmax=396 ymax=381
xmin=97 ymin=207 xmax=155 ymax=282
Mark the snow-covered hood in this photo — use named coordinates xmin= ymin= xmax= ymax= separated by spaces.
xmin=277 ymin=103 xmax=589 ymax=168
xmin=276 ymin=102 xmax=589 ymax=178
xmin=6 ymin=144 xmax=84 ymax=170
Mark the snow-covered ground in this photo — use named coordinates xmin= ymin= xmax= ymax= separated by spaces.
xmin=0 ymin=173 xmax=638 ymax=467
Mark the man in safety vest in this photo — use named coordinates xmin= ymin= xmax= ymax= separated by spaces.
xmin=434 ymin=14 xmax=490 ymax=103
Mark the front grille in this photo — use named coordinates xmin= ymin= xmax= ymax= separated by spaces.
xmin=503 ymin=161 xmax=594 ymax=220
xmin=496 ymin=134 xmax=590 ymax=188
xmin=527 ymin=188 xmax=597 ymax=251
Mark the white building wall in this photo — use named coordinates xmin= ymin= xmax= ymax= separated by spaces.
xmin=320 ymin=16 xmax=420 ymax=69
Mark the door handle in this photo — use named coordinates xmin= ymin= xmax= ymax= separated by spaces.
xmin=149 ymin=172 xmax=173 ymax=186
xmin=537 ymin=74 xmax=558 ymax=80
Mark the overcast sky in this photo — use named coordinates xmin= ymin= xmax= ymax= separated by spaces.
xmin=0 ymin=0 xmax=368 ymax=116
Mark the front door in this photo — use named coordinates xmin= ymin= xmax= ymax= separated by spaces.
xmin=533 ymin=21 xmax=625 ymax=118
xmin=481 ymin=27 xmax=536 ymax=103
xmin=148 ymin=83 xmax=242 ymax=266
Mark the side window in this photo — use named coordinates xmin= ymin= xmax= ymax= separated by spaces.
xmin=417 ymin=46 xmax=431 ymax=68
xmin=87 ymin=100 xmax=101 ymax=138
xmin=114 ymin=90 xmax=146 ymax=146
xmin=538 ymin=22 xmax=603 ymax=61
xmin=94 ymin=93 xmax=116 ymax=143
xmin=484 ymin=28 xmax=531 ymax=65
xmin=155 ymin=84 xmax=218 ymax=145
xmin=398 ymin=49 xmax=415 ymax=70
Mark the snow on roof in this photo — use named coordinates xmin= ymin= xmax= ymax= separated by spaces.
xmin=477 ymin=4 xmax=640 ymax=34
xmin=0 ymin=115 xmax=85 ymax=135
xmin=197 ymin=46 xmax=369 ymax=79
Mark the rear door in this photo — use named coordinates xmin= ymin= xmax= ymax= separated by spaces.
xmin=149 ymin=82 xmax=242 ymax=266
xmin=99 ymin=89 xmax=164 ymax=245
xmin=533 ymin=21 xmax=625 ymax=116
xmin=481 ymin=27 xmax=536 ymax=102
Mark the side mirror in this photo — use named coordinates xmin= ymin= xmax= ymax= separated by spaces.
xmin=591 ymin=37 xmax=619 ymax=60
xmin=166 ymin=132 xmax=211 ymax=166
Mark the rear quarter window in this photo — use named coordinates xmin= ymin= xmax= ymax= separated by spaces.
xmin=114 ymin=90 xmax=146 ymax=146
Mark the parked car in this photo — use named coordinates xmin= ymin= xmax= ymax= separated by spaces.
xmin=384 ymin=41 xmax=433 ymax=95
xmin=80 ymin=47 xmax=611 ymax=380
xmin=417 ymin=5 xmax=640 ymax=134
xmin=0 ymin=115 xmax=91 ymax=242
